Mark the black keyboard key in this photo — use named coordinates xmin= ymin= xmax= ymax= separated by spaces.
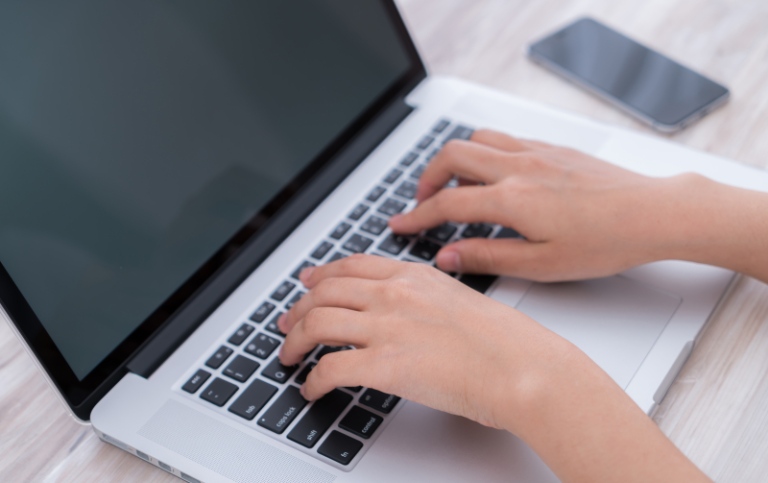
xmin=245 ymin=333 xmax=281 ymax=360
xmin=285 ymin=291 xmax=305 ymax=310
xmin=342 ymin=234 xmax=374 ymax=254
xmin=288 ymin=389 xmax=353 ymax=448
xmin=383 ymin=168 xmax=403 ymax=184
xmin=415 ymin=135 xmax=435 ymax=151
xmin=328 ymin=252 xmax=347 ymax=263
xmin=200 ymin=378 xmax=238 ymax=407
xmin=339 ymin=406 xmax=383 ymax=439
xmin=258 ymin=386 xmax=308 ymax=434
xmin=310 ymin=241 xmax=334 ymax=260
xmin=271 ymin=280 xmax=296 ymax=302
xmin=360 ymin=215 xmax=388 ymax=236
xmin=495 ymin=226 xmax=523 ymax=239
xmin=182 ymin=369 xmax=211 ymax=394
xmin=394 ymin=181 xmax=418 ymax=200
xmin=348 ymin=203 xmax=369 ymax=221
xmin=378 ymin=234 xmax=411 ymax=256
xmin=461 ymin=223 xmax=493 ymax=238
xmin=399 ymin=152 xmax=419 ymax=167
xmin=228 ymin=379 xmax=278 ymax=421
xmin=262 ymin=357 xmax=299 ymax=384
xmin=291 ymin=261 xmax=316 ymax=280
xmin=409 ymin=238 xmax=441 ymax=261
xmin=366 ymin=186 xmax=387 ymax=202
xmin=228 ymin=323 xmax=256 ymax=346
xmin=360 ymin=389 xmax=400 ymax=414
xmin=265 ymin=312 xmax=286 ymax=336
xmin=443 ymin=125 xmax=474 ymax=144
xmin=346 ymin=386 xmax=363 ymax=393
xmin=318 ymin=431 xmax=363 ymax=466
xmin=330 ymin=222 xmax=352 ymax=240
xmin=458 ymin=274 xmax=498 ymax=294
xmin=223 ymin=355 xmax=260 ymax=383
xmin=426 ymin=223 xmax=458 ymax=243
xmin=250 ymin=301 xmax=276 ymax=323
xmin=295 ymin=363 xmax=316 ymax=384
xmin=205 ymin=345 xmax=234 ymax=369
xmin=432 ymin=118 xmax=451 ymax=133
xmin=409 ymin=164 xmax=426 ymax=180
xmin=377 ymin=198 xmax=407 ymax=217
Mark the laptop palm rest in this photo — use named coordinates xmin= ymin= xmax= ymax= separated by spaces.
xmin=490 ymin=275 xmax=682 ymax=388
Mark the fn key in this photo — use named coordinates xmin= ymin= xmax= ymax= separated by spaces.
xmin=318 ymin=430 xmax=363 ymax=466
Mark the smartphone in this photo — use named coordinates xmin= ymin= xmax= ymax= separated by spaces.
xmin=527 ymin=17 xmax=729 ymax=132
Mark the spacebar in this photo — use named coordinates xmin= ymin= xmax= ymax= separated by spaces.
xmin=288 ymin=389 xmax=352 ymax=448
xmin=458 ymin=274 xmax=497 ymax=294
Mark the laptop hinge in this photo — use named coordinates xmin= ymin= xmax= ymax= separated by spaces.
xmin=126 ymin=95 xmax=416 ymax=379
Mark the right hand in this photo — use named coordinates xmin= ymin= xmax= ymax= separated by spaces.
xmin=389 ymin=129 xmax=699 ymax=281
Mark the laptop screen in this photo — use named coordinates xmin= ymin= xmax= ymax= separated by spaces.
xmin=0 ymin=0 xmax=420 ymax=402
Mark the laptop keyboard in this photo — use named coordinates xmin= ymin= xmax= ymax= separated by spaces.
xmin=177 ymin=118 xmax=522 ymax=469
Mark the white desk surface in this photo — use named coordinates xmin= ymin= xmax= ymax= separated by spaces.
xmin=2 ymin=1 xmax=768 ymax=481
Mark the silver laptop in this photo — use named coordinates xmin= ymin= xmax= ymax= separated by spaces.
xmin=2 ymin=2 xmax=767 ymax=482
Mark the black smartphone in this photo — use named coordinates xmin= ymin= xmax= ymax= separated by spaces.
xmin=527 ymin=17 xmax=729 ymax=132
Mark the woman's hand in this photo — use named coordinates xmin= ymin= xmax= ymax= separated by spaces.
xmin=389 ymin=130 xmax=701 ymax=281
xmin=277 ymin=254 xmax=710 ymax=482
xmin=277 ymin=254 xmax=573 ymax=433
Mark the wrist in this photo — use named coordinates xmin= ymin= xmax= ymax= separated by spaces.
xmin=649 ymin=173 xmax=768 ymax=278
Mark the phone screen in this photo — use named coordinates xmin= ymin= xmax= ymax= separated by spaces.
xmin=528 ymin=18 xmax=729 ymax=130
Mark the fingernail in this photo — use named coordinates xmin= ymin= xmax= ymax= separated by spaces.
xmin=389 ymin=214 xmax=403 ymax=229
xmin=299 ymin=384 xmax=310 ymax=400
xmin=277 ymin=313 xmax=288 ymax=332
xmin=437 ymin=250 xmax=461 ymax=272
xmin=299 ymin=266 xmax=315 ymax=283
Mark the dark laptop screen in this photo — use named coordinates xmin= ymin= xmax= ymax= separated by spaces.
xmin=0 ymin=1 xmax=415 ymax=383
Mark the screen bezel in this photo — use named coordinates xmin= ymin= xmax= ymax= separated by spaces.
xmin=527 ymin=17 xmax=730 ymax=132
xmin=0 ymin=0 xmax=426 ymax=419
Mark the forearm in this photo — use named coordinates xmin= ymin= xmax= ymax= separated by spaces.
xmin=502 ymin=340 xmax=710 ymax=483
xmin=650 ymin=173 xmax=768 ymax=283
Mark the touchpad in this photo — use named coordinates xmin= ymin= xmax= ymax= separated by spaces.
xmin=511 ymin=276 xmax=681 ymax=388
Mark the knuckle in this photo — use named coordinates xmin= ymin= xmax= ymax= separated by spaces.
xmin=432 ymin=190 xmax=453 ymax=213
xmin=311 ymin=278 xmax=339 ymax=303
xmin=312 ymin=356 xmax=340 ymax=383
xmin=302 ymin=308 xmax=326 ymax=337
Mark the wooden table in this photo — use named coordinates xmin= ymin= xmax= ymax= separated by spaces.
xmin=2 ymin=1 xmax=768 ymax=481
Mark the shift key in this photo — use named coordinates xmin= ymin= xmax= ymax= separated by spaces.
xmin=288 ymin=389 xmax=352 ymax=448
xmin=258 ymin=386 xmax=308 ymax=434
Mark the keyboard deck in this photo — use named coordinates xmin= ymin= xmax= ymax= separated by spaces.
xmin=176 ymin=118 xmax=522 ymax=470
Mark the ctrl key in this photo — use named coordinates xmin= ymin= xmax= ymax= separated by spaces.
xmin=318 ymin=431 xmax=363 ymax=466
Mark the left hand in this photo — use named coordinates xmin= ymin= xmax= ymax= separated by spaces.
xmin=277 ymin=254 xmax=573 ymax=432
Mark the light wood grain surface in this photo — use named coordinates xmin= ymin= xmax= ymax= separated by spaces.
xmin=2 ymin=1 xmax=768 ymax=481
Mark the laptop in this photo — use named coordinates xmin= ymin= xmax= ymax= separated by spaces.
xmin=2 ymin=1 xmax=767 ymax=482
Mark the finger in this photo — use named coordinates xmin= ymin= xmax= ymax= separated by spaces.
xmin=279 ymin=307 xmax=371 ymax=366
xmin=301 ymin=349 xmax=371 ymax=400
xmin=434 ymin=238 xmax=547 ymax=278
xmin=299 ymin=253 xmax=401 ymax=289
xmin=282 ymin=276 xmax=378 ymax=333
xmin=416 ymin=140 xmax=513 ymax=201
xmin=471 ymin=129 xmax=552 ymax=152
xmin=389 ymin=184 xmax=507 ymax=234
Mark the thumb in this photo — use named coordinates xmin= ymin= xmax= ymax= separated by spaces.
xmin=435 ymin=238 xmax=542 ymax=277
